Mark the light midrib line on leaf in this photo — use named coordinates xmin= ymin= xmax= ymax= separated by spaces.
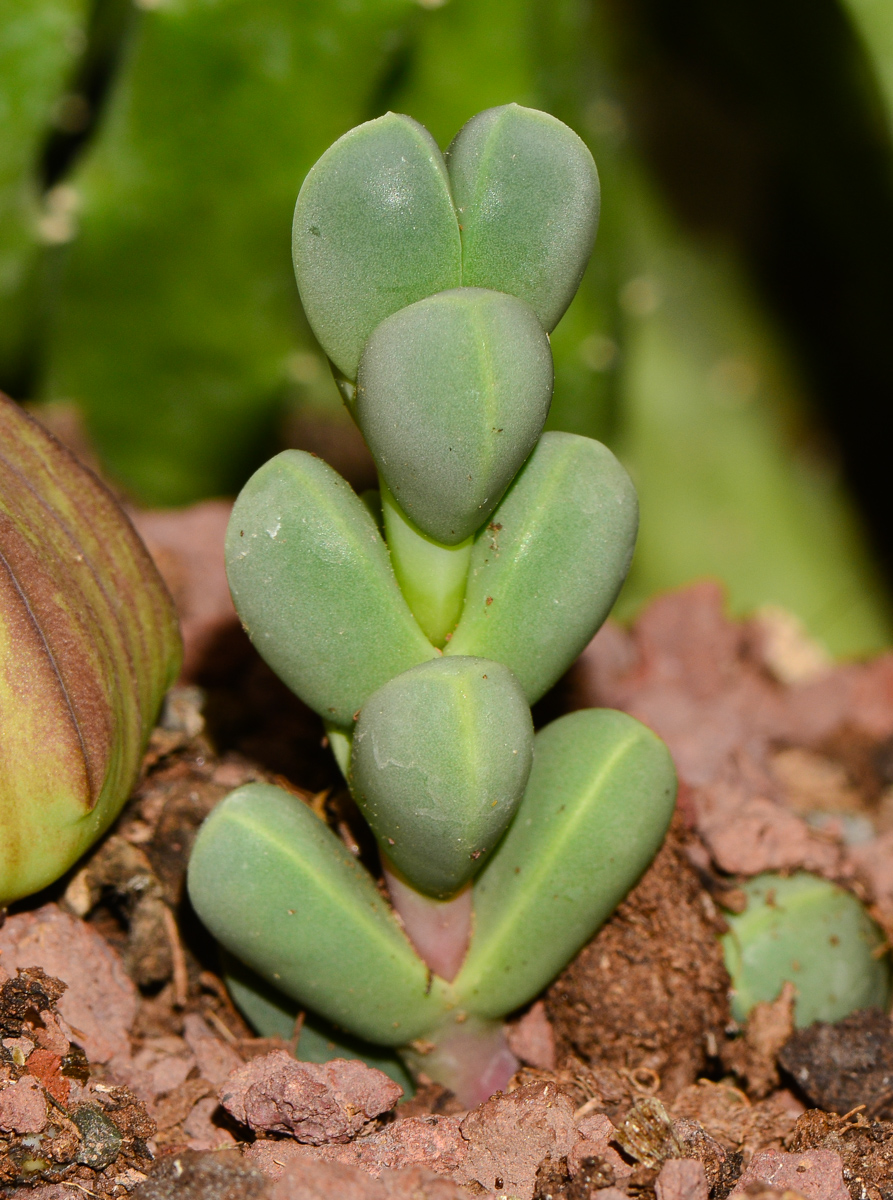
xmin=458 ymin=726 xmax=641 ymax=995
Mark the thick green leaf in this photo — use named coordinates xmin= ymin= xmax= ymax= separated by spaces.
xmin=722 ymin=873 xmax=891 ymax=1027
xmin=222 ymin=953 xmax=414 ymax=1092
xmin=454 ymin=708 xmax=676 ymax=1018
xmin=0 ymin=395 xmax=180 ymax=905
xmin=351 ymin=656 xmax=533 ymax=898
xmin=445 ymin=432 xmax=637 ymax=702
xmin=357 ymin=287 xmax=552 ymax=544
xmin=187 ymin=783 xmax=453 ymax=1045
xmin=293 ymin=112 xmax=461 ymax=382
xmin=226 ymin=450 xmax=436 ymax=727
xmin=447 ymin=104 xmax=599 ymax=332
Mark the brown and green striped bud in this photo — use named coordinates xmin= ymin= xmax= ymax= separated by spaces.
xmin=0 ymin=395 xmax=181 ymax=905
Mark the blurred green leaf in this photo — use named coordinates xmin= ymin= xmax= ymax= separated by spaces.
xmin=535 ymin=0 xmax=893 ymax=656
xmin=0 ymin=0 xmax=87 ymax=384
xmin=41 ymin=0 xmax=421 ymax=505
xmin=840 ymin=0 xmax=893 ymax=124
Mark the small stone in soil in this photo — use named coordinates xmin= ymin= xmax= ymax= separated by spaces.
xmin=0 ymin=1076 xmax=47 ymax=1135
xmin=0 ymin=905 xmax=137 ymax=1064
xmin=72 ymin=1104 xmax=124 ymax=1169
xmin=458 ymin=1082 xmax=576 ymax=1200
xmin=654 ymin=1158 xmax=709 ymax=1200
xmin=218 ymin=1051 xmax=402 ymax=1143
xmin=778 ymin=1007 xmax=893 ymax=1115
xmin=670 ymin=1118 xmax=730 ymax=1192
xmin=789 ymin=1108 xmax=893 ymax=1200
xmin=130 ymin=1149 xmax=268 ymax=1200
xmin=729 ymin=1147 xmax=849 ymax=1200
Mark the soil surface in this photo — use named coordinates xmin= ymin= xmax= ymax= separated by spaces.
xmin=5 ymin=491 xmax=893 ymax=1199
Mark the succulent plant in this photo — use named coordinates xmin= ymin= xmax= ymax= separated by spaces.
xmin=187 ymin=104 xmax=677 ymax=1105
xmin=722 ymin=872 xmax=891 ymax=1027
xmin=0 ymin=394 xmax=181 ymax=906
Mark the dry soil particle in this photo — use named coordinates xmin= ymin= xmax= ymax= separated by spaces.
xmin=671 ymin=1081 xmax=801 ymax=1160
xmin=789 ymin=1108 xmax=893 ymax=1200
xmin=778 ymin=1009 xmax=893 ymax=1117
xmin=129 ymin=1148 xmax=268 ymax=1200
xmin=218 ymin=1051 xmax=403 ymax=1142
xmin=545 ymin=817 xmax=732 ymax=1101
xmin=729 ymin=1147 xmax=849 ymax=1200
xmin=0 ymin=906 xmax=137 ymax=1064
xmin=269 ymin=1158 xmax=474 ymax=1200
xmin=722 ymin=984 xmax=797 ymax=1100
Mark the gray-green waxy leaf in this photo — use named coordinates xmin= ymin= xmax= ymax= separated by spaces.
xmin=226 ymin=450 xmax=436 ymax=727
xmin=722 ymin=873 xmax=891 ymax=1027
xmin=357 ymin=288 xmax=553 ymax=545
xmin=445 ymin=433 xmax=637 ymax=703
xmin=293 ymin=112 xmax=461 ymax=381
xmin=188 ymin=784 xmax=453 ymax=1046
xmin=453 ymin=709 xmax=676 ymax=1019
xmin=447 ymin=104 xmax=599 ymax=332
xmin=351 ymin=657 xmax=534 ymax=898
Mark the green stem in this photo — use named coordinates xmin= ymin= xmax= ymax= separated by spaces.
xmin=324 ymin=720 xmax=352 ymax=778
xmin=380 ymin=478 xmax=472 ymax=647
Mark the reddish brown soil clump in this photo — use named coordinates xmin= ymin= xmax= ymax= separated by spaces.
xmin=545 ymin=818 xmax=732 ymax=1101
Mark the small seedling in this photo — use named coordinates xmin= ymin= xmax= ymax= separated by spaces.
xmin=0 ymin=395 xmax=181 ymax=905
xmin=187 ymin=105 xmax=677 ymax=1104
xmin=722 ymin=872 xmax=891 ymax=1027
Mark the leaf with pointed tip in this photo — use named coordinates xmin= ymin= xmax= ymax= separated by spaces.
xmin=226 ymin=450 xmax=436 ymax=727
xmin=187 ymin=783 xmax=453 ymax=1045
xmin=293 ymin=112 xmax=461 ymax=381
xmin=357 ymin=287 xmax=553 ymax=544
xmin=0 ymin=394 xmax=180 ymax=905
xmin=445 ymin=432 xmax=637 ymax=703
xmin=453 ymin=708 xmax=676 ymax=1018
xmin=351 ymin=657 xmax=533 ymax=898
xmin=447 ymin=104 xmax=599 ymax=332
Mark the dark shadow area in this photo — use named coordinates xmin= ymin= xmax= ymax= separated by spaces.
xmin=602 ymin=0 xmax=893 ymax=588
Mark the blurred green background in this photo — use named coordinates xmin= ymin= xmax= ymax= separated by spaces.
xmin=3 ymin=0 xmax=893 ymax=657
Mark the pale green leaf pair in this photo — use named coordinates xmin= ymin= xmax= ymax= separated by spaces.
xmin=293 ymin=104 xmax=599 ymax=379
xmin=293 ymin=104 xmax=599 ymax=544
xmin=226 ymin=432 xmax=636 ymax=727
xmin=187 ymin=708 xmax=676 ymax=1044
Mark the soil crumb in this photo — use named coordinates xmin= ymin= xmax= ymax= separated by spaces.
xmin=790 ymin=1108 xmax=893 ymax=1200
xmin=778 ymin=1009 xmax=893 ymax=1116
xmin=545 ymin=817 xmax=732 ymax=1101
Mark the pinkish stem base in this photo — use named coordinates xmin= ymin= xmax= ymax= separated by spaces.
xmin=383 ymin=859 xmax=472 ymax=983
xmin=402 ymin=1014 xmax=519 ymax=1108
